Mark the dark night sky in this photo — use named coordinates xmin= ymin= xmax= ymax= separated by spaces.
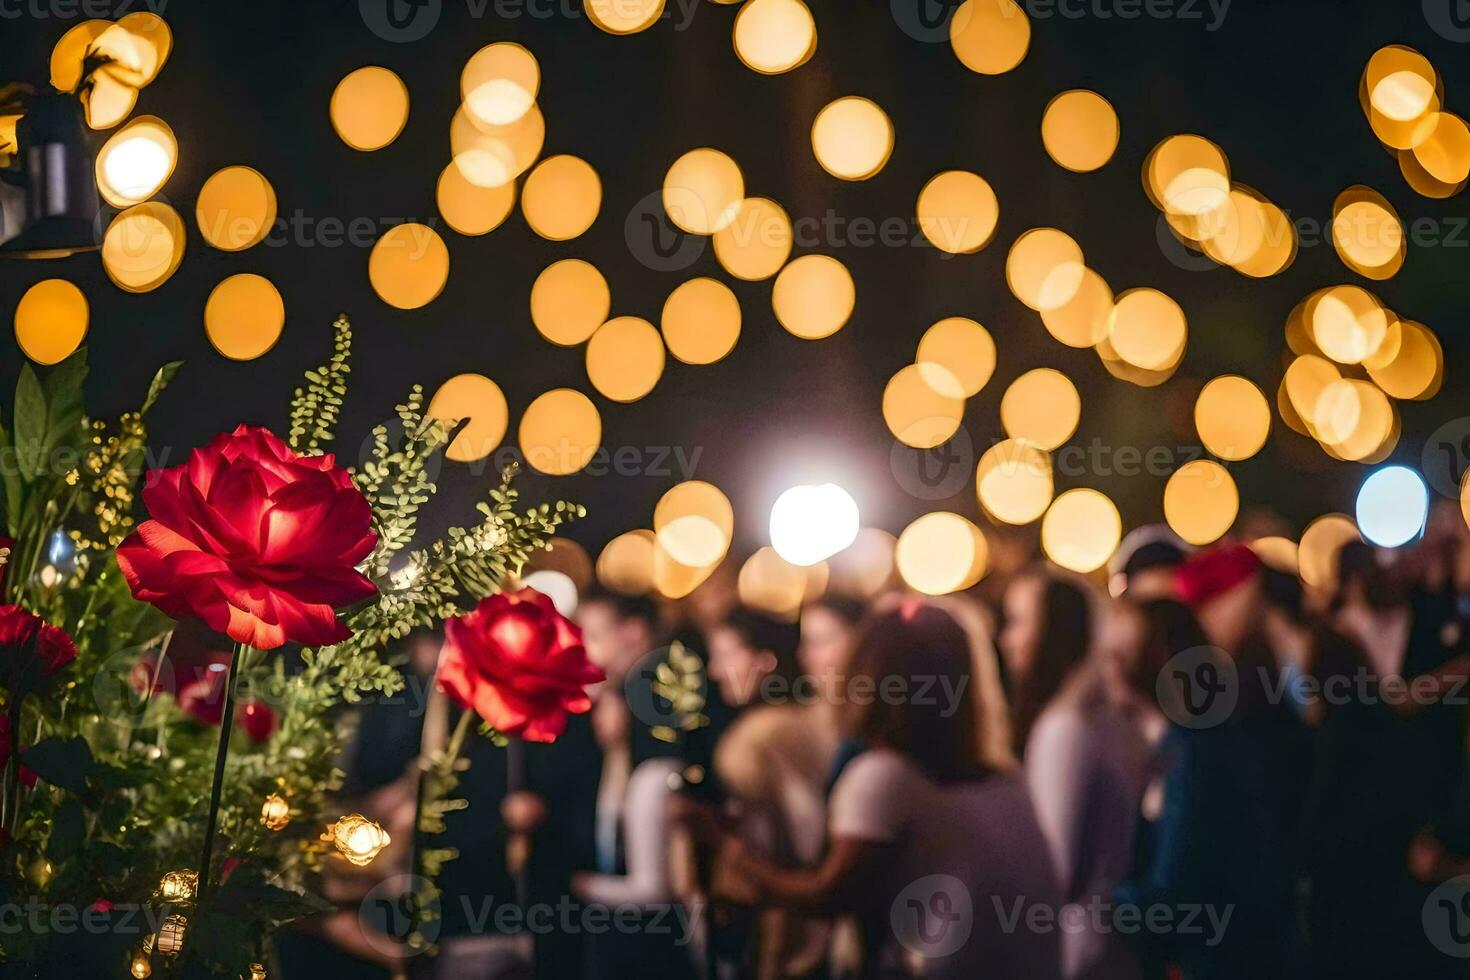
xmin=1 ymin=0 xmax=1467 ymax=559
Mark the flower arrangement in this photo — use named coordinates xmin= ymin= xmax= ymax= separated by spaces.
xmin=0 ymin=315 xmax=600 ymax=978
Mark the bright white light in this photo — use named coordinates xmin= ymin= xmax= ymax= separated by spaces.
xmin=769 ymin=483 xmax=860 ymax=567
xmin=103 ymin=135 xmax=170 ymax=201
xmin=1355 ymin=465 xmax=1428 ymax=548
xmin=522 ymin=569 xmax=579 ymax=616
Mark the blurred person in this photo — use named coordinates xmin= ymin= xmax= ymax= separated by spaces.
xmin=707 ymin=602 xmax=1064 ymax=980
xmin=798 ymin=595 xmax=866 ymax=710
xmin=999 ymin=568 xmax=1094 ymax=756
xmin=578 ymin=590 xmax=663 ymax=685
xmin=707 ymin=609 xmax=802 ymax=710
xmin=1107 ymin=526 xmax=1189 ymax=601
xmin=1010 ymin=572 xmax=1154 ymax=979
xmin=1120 ymin=547 xmax=1311 ymax=980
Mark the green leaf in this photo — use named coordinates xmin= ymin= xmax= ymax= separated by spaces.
xmin=13 ymin=364 xmax=45 ymax=482
xmin=0 ymin=406 xmax=20 ymax=537
xmin=141 ymin=359 xmax=183 ymax=415
xmin=50 ymin=798 xmax=84 ymax=852
xmin=18 ymin=736 xmax=93 ymax=794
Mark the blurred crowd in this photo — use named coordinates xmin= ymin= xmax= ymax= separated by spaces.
xmin=277 ymin=500 xmax=1470 ymax=980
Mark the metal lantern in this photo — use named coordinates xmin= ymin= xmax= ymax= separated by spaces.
xmin=260 ymin=793 xmax=291 ymax=831
xmin=322 ymin=813 xmax=391 ymax=867
xmin=0 ymin=93 xmax=101 ymax=259
xmin=155 ymin=914 xmax=187 ymax=957
xmin=157 ymin=869 xmax=198 ymax=904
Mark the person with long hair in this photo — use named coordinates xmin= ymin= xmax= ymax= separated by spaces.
xmin=706 ymin=602 xmax=1063 ymax=979
xmin=1002 ymin=570 xmax=1153 ymax=979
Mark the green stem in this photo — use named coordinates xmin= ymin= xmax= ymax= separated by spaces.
xmin=198 ymin=641 xmax=247 ymax=902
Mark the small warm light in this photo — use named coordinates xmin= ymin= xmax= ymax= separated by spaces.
xmin=1298 ymin=514 xmax=1361 ymax=591
xmin=260 ymin=793 xmax=291 ymax=831
xmin=1282 ymin=355 xmax=1341 ymax=433
xmin=436 ymin=162 xmax=516 ymax=237
xmin=714 ymin=198 xmax=793 ymax=281
xmin=451 ymin=104 xmax=546 ymax=189
xmin=93 ymin=14 xmax=172 ymax=88
xmin=826 ymin=528 xmax=898 ymax=599
xmin=1107 ymin=288 xmax=1187 ymax=371
xmin=1145 ymin=134 xmax=1230 ymax=216
xmin=531 ymin=259 xmax=611 ymax=347
xmin=519 ymin=389 xmax=602 ymax=476
xmin=655 ymin=482 xmax=734 ymax=569
xmin=661 ymin=278 xmax=742 ymax=365
xmin=916 ymin=170 xmax=999 ymax=254
xmin=14 ymin=279 xmax=88 ymax=366
xmin=1366 ymin=318 xmax=1441 ymax=400
xmin=324 ymin=814 xmax=392 ymax=867
xmin=1000 ymin=368 xmax=1080 ymax=451
xmin=597 ymin=530 xmax=657 ymax=595
xmin=976 ymin=439 xmax=1053 ymax=525
xmin=196 ymin=166 xmax=278 ymax=252
xmin=1163 ymin=460 xmax=1239 ymax=547
xmin=883 ymin=363 xmax=965 ymax=449
xmin=1331 ymin=186 xmax=1404 ymax=279
xmin=1364 ymin=46 xmax=1439 ymax=122
xmin=130 ymin=952 xmax=151 ymax=978
xmin=1413 ymin=112 xmax=1470 ymax=185
xmin=811 ymin=96 xmax=894 ymax=181
xmin=1041 ymin=267 xmax=1113 ymax=348
xmin=663 ymin=148 xmax=745 ymax=235
xmin=949 ymin=0 xmax=1030 ymax=75
xmin=368 ymin=223 xmax=450 ymax=310
xmin=156 ymin=914 xmax=187 ymax=956
xmin=522 ymin=569 xmax=579 ymax=616
xmin=1041 ymin=90 xmax=1119 ymax=172
xmin=916 ymin=317 xmax=996 ymax=398
xmin=102 ymin=202 xmax=186 ymax=294
xmin=1041 ymin=488 xmax=1122 ymax=574
xmin=521 ymin=155 xmax=602 ymax=241
xmin=95 ymin=115 xmax=176 ymax=207
xmin=84 ymin=70 xmax=138 ymax=131
xmin=157 ymin=870 xmax=198 ymax=904
xmin=738 ymin=547 xmax=817 ymax=620
xmin=1249 ymin=536 xmax=1299 ymax=575
xmin=1006 ymin=228 xmax=1086 ymax=312
xmin=769 ymin=484 xmax=860 ymax=567
xmin=586 ymin=317 xmax=666 ymax=403
xmin=896 ymin=513 xmax=988 ymax=596
xmin=1194 ymin=375 xmax=1270 ymax=461
xmin=732 ymin=0 xmax=817 ymax=74
xmin=771 ymin=254 xmax=855 ymax=340
xmin=587 ymin=0 xmax=665 ymax=34
xmin=653 ymin=539 xmax=718 ymax=601
xmin=461 ymin=42 xmax=540 ymax=127
xmin=204 ymin=274 xmax=285 ymax=361
xmin=330 ymin=67 xmax=410 ymax=151
xmin=50 ymin=20 xmax=108 ymax=93
xmin=1356 ymin=466 xmax=1428 ymax=549
xmin=428 ymin=374 xmax=509 ymax=463
xmin=1308 ymin=285 xmax=1389 ymax=365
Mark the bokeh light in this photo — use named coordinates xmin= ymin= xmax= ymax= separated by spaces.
xmin=655 ymin=481 xmax=734 ymax=568
xmin=451 ymin=104 xmax=545 ymax=188
xmin=1006 ymin=228 xmax=1085 ymax=312
xmin=14 ymin=279 xmax=87 ymax=366
xmin=1107 ymin=288 xmax=1187 ymax=371
xmin=461 ymin=42 xmax=539 ymax=127
xmin=330 ymin=67 xmax=409 ymax=151
xmin=916 ymin=317 xmax=996 ymax=398
xmin=1041 ymin=488 xmax=1122 ymax=573
xmin=1356 ymin=466 xmax=1428 ymax=548
xmin=739 ymin=547 xmax=816 ymax=620
xmin=597 ymin=530 xmax=657 ymax=595
xmin=587 ymin=0 xmax=665 ymax=34
xmin=663 ymin=148 xmax=745 ymax=235
xmin=714 ymin=197 xmax=793 ymax=280
xmin=1041 ymin=267 xmax=1113 ymax=348
xmin=1331 ymin=186 xmax=1404 ymax=279
xmin=196 ymin=166 xmax=277 ymax=252
xmin=1000 ymin=368 xmax=1080 ymax=451
xmin=1041 ymin=90 xmax=1119 ymax=172
xmin=531 ymin=259 xmax=611 ymax=347
xmin=811 ymin=96 xmax=894 ymax=181
xmin=826 ymin=528 xmax=897 ymax=599
xmin=772 ymin=254 xmax=855 ymax=339
xmin=661 ymin=278 xmax=742 ymax=365
xmin=1145 ymin=134 xmax=1230 ymax=216
xmin=586 ymin=317 xmax=666 ymax=402
xmin=916 ymin=170 xmax=999 ymax=254
xmin=883 ymin=363 xmax=965 ymax=449
xmin=1298 ymin=514 xmax=1360 ymax=592
xmin=101 ymin=201 xmax=185 ymax=293
xmin=519 ymin=389 xmax=602 ymax=476
xmin=436 ymin=162 xmax=516 ymax=236
xmin=949 ymin=0 xmax=1030 ymax=75
xmin=427 ymin=373 xmax=509 ymax=463
xmin=522 ymin=155 xmax=602 ymax=241
xmin=732 ymin=0 xmax=817 ymax=74
xmin=770 ymin=484 xmax=860 ymax=567
xmin=1163 ymin=460 xmax=1239 ymax=547
xmin=896 ymin=512 xmax=988 ymax=596
xmin=977 ymin=438 xmax=1053 ymax=525
xmin=1194 ymin=375 xmax=1270 ymax=460
xmin=368 ymin=223 xmax=450 ymax=310
xmin=95 ymin=115 xmax=176 ymax=207
xmin=204 ymin=274 xmax=285 ymax=362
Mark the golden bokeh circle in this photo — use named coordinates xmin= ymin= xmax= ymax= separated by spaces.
xmin=661 ymin=278 xmax=742 ymax=365
xmin=531 ymin=259 xmax=611 ymax=347
xmin=732 ymin=0 xmax=817 ymax=74
xmin=14 ymin=279 xmax=88 ymax=366
xmin=330 ymin=67 xmax=409 ymax=152
xmin=428 ymin=373 xmax=509 ymax=463
xmin=204 ymin=273 xmax=285 ymax=361
xmin=368 ymin=223 xmax=450 ymax=310
xmin=772 ymin=254 xmax=855 ymax=339
xmin=450 ymin=104 xmax=546 ymax=188
xmin=95 ymin=115 xmax=176 ymax=208
xmin=1041 ymin=488 xmax=1122 ymax=573
xmin=436 ymin=162 xmax=516 ymax=236
xmin=196 ymin=166 xmax=277 ymax=252
xmin=714 ymin=197 xmax=793 ymax=281
xmin=896 ymin=513 xmax=989 ymax=596
xmin=1299 ymin=514 xmax=1361 ymax=591
xmin=663 ymin=148 xmax=745 ymax=235
xmin=949 ymin=0 xmax=1030 ymax=75
xmin=883 ymin=363 xmax=966 ymax=449
xmin=519 ymin=389 xmax=602 ymax=475
xmin=1194 ymin=375 xmax=1270 ymax=461
xmin=1107 ymin=288 xmax=1187 ymax=371
xmin=1041 ymin=267 xmax=1113 ymax=348
xmin=586 ymin=317 xmax=666 ymax=402
xmin=521 ymin=155 xmax=602 ymax=241
xmin=598 ymin=530 xmax=657 ymax=595
xmin=1163 ymin=460 xmax=1239 ymax=547
xmin=977 ymin=438 xmax=1053 ymax=525
xmin=101 ymin=201 xmax=186 ymax=294
xmin=917 ymin=170 xmax=999 ymax=254
xmin=1006 ymin=227 xmax=1085 ymax=311
xmin=461 ymin=42 xmax=540 ymax=127
xmin=811 ymin=96 xmax=895 ymax=181
xmin=655 ymin=481 xmax=734 ymax=569
xmin=587 ymin=0 xmax=665 ymax=34
xmin=1000 ymin=368 xmax=1080 ymax=451
xmin=916 ymin=317 xmax=996 ymax=398
xmin=1041 ymin=90 xmax=1119 ymax=172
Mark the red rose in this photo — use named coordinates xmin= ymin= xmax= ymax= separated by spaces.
xmin=439 ymin=588 xmax=604 ymax=743
xmin=0 ymin=605 xmax=77 ymax=684
xmin=116 ymin=425 xmax=378 ymax=651
xmin=238 ymin=699 xmax=277 ymax=743
xmin=0 ymin=716 xmax=36 ymax=789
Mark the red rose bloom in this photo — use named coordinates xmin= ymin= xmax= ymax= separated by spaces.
xmin=439 ymin=588 xmax=604 ymax=743
xmin=116 ymin=426 xmax=378 ymax=651
xmin=0 ymin=605 xmax=77 ymax=680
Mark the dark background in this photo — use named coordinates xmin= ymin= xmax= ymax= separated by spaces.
xmin=1 ymin=0 xmax=1467 ymax=558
